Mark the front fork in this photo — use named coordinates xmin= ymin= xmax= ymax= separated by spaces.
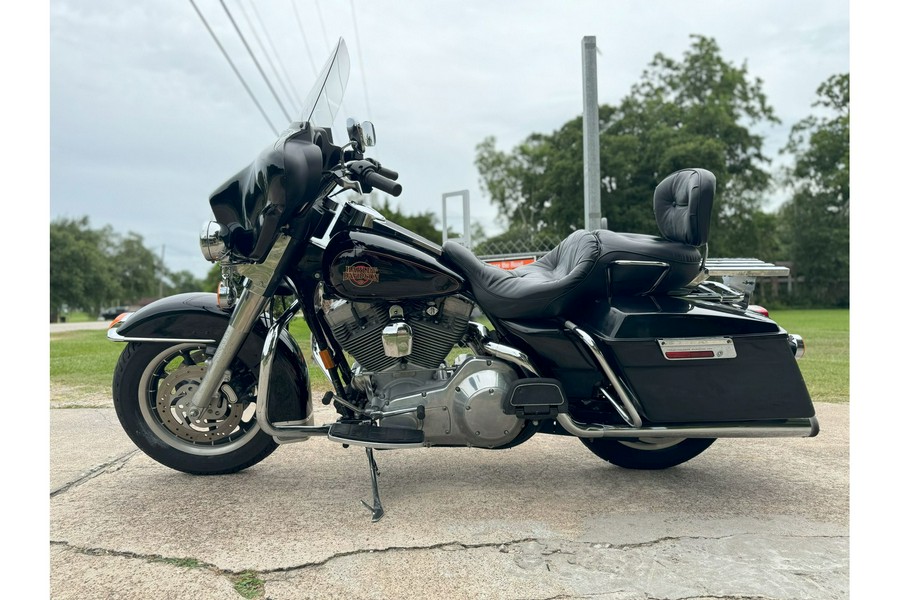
xmin=185 ymin=235 xmax=293 ymax=418
xmin=185 ymin=288 xmax=269 ymax=418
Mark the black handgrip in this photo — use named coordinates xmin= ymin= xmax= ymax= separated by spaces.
xmin=365 ymin=170 xmax=403 ymax=196
xmin=378 ymin=166 xmax=399 ymax=181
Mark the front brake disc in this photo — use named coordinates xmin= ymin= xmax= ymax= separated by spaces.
xmin=155 ymin=364 xmax=243 ymax=443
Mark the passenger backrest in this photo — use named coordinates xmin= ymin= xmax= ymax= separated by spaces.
xmin=653 ymin=168 xmax=716 ymax=247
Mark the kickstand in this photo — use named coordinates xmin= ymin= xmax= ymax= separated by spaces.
xmin=360 ymin=447 xmax=385 ymax=522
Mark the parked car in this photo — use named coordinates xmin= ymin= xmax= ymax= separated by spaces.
xmin=100 ymin=306 xmax=130 ymax=320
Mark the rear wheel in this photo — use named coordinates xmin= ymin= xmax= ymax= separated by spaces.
xmin=579 ymin=437 xmax=715 ymax=470
xmin=113 ymin=341 xmax=279 ymax=475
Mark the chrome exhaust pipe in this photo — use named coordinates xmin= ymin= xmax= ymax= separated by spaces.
xmin=556 ymin=413 xmax=819 ymax=439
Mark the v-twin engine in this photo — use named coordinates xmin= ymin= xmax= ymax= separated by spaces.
xmin=322 ymin=295 xmax=473 ymax=371
xmin=322 ymin=294 xmax=524 ymax=448
xmin=368 ymin=356 xmax=524 ymax=448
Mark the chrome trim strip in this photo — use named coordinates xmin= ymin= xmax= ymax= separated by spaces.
xmin=310 ymin=197 xmax=348 ymax=250
xmin=612 ymin=260 xmax=669 ymax=267
xmin=556 ymin=413 xmax=819 ymax=439
xmin=564 ymin=321 xmax=643 ymax=428
xmin=107 ymin=333 xmax=218 ymax=344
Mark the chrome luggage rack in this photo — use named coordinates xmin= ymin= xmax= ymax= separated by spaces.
xmin=686 ymin=258 xmax=790 ymax=306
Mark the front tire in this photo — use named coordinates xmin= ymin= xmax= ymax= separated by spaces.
xmin=579 ymin=437 xmax=715 ymax=470
xmin=113 ymin=341 xmax=279 ymax=475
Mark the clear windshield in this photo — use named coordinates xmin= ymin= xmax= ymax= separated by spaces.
xmin=300 ymin=38 xmax=350 ymax=128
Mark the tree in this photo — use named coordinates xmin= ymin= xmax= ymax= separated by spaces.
xmin=49 ymin=217 xmax=119 ymax=319
xmin=167 ymin=270 xmax=204 ymax=294
xmin=49 ymin=217 xmax=168 ymax=319
xmin=778 ymin=74 xmax=849 ymax=306
xmin=111 ymin=232 xmax=161 ymax=302
xmin=368 ymin=195 xmax=444 ymax=244
xmin=476 ymin=35 xmax=780 ymax=259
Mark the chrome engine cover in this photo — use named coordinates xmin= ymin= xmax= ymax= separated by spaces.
xmin=375 ymin=357 xmax=523 ymax=449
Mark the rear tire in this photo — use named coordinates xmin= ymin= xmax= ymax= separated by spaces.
xmin=113 ymin=341 xmax=279 ymax=475
xmin=579 ymin=437 xmax=715 ymax=470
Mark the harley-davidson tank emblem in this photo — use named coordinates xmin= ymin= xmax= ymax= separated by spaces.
xmin=343 ymin=262 xmax=380 ymax=287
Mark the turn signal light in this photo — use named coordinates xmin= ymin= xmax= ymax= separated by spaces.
xmin=108 ymin=312 xmax=131 ymax=329
xmin=748 ymin=304 xmax=769 ymax=317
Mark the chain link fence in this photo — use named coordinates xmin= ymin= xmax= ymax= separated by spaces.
xmin=472 ymin=234 xmax=840 ymax=307
xmin=474 ymin=234 xmax=563 ymax=260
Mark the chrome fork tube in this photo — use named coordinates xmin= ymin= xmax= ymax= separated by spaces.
xmin=186 ymin=288 xmax=269 ymax=417
xmin=186 ymin=234 xmax=294 ymax=417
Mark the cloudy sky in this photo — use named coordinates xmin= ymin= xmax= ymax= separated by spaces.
xmin=47 ymin=0 xmax=848 ymax=279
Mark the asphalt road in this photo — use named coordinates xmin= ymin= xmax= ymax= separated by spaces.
xmin=49 ymin=398 xmax=849 ymax=600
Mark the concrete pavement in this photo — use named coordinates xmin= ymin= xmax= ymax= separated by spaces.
xmin=50 ymin=399 xmax=849 ymax=600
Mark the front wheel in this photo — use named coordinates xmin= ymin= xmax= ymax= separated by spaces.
xmin=113 ymin=341 xmax=279 ymax=475
xmin=579 ymin=437 xmax=715 ymax=470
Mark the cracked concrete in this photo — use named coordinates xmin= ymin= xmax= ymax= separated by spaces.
xmin=49 ymin=403 xmax=849 ymax=599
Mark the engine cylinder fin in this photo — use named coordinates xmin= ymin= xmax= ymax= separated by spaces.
xmin=323 ymin=296 xmax=473 ymax=372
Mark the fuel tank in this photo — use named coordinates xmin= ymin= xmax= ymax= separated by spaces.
xmin=323 ymin=229 xmax=464 ymax=301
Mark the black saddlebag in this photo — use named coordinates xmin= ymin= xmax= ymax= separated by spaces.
xmin=583 ymin=297 xmax=815 ymax=424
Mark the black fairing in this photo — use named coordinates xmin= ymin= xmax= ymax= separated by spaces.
xmin=116 ymin=293 xmax=311 ymax=423
xmin=324 ymin=230 xmax=464 ymax=301
xmin=208 ymin=123 xmax=328 ymax=260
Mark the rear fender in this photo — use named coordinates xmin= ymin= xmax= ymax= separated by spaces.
xmin=110 ymin=293 xmax=310 ymax=423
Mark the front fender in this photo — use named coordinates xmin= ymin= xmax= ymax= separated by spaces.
xmin=110 ymin=292 xmax=311 ymax=423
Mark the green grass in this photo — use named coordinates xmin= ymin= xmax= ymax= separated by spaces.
xmin=50 ymin=330 xmax=124 ymax=398
xmin=232 ymin=571 xmax=264 ymax=599
xmin=49 ymin=310 xmax=849 ymax=404
xmin=768 ymin=309 xmax=849 ymax=403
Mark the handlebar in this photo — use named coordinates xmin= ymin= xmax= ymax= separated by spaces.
xmin=365 ymin=170 xmax=402 ymax=196
xmin=346 ymin=160 xmax=402 ymax=197
xmin=377 ymin=166 xmax=399 ymax=181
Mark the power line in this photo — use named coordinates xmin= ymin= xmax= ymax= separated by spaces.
xmin=313 ymin=0 xmax=329 ymax=48
xmin=232 ymin=0 xmax=298 ymax=114
xmin=247 ymin=0 xmax=305 ymax=111
xmin=290 ymin=0 xmax=319 ymax=78
xmin=349 ymin=0 xmax=373 ymax=120
xmin=218 ymin=0 xmax=293 ymax=123
xmin=188 ymin=0 xmax=279 ymax=135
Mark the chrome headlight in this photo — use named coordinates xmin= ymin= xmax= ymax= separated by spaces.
xmin=200 ymin=221 xmax=227 ymax=262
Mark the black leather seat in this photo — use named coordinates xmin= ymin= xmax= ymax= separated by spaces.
xmin=443 ymin=230 xmax=603 ymax=319
xmin=441 ymin=168 xmax=716 ymax=319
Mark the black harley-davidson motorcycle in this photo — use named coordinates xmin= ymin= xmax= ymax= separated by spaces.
xmin=109 ymin=39 xmax=816 ymax=521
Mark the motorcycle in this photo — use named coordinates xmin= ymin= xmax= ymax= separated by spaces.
xmin=108 ymin=39 xmax=816 ymax=521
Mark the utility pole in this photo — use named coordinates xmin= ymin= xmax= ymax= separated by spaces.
xmin=582 ymin=36 xmax=602 ymax=231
